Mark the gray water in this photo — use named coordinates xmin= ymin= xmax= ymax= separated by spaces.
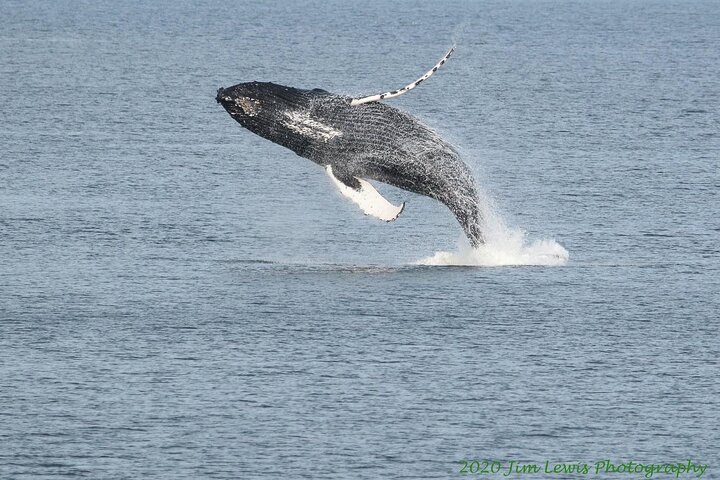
xmin=1 ymin=0 xmax=719 ymax=478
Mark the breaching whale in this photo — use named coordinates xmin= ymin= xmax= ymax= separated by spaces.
xmin=216 ymin=47 xmax=484 ymax=247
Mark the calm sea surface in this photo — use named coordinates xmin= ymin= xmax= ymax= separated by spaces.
xmin=1 ymin=0 xmax=719 ymax=478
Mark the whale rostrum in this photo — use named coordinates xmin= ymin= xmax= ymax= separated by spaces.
xmin=216 ymin=48 xmax=484 ymax=247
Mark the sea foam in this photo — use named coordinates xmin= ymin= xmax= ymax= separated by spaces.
xmin=417 ymin=203 xmax=569 ymax=267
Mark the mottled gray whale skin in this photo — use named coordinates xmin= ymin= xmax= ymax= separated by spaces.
xmin=216 ymin=82 xmax=483 ymax=247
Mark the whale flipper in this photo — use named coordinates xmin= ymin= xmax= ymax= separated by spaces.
xmin=325 ymin=165 xmax=405 ymax=222
xmin=350 ymin=46 xmax=455 ymax=106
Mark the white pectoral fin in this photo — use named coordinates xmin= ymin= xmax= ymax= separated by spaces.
xmin=350 ymin=46 xmax=455 ymax=106
xmin=325 ymin=165 xmax=405 ymax=222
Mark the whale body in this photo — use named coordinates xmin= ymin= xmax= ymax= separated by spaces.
xmin=216 ymin=53 xmax=484 ymax=246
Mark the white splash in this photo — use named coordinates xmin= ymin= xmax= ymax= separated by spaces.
xmin=417 ymin=206 xmax=569 ymax=267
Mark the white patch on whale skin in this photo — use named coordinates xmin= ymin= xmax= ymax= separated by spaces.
xmin=325 ymin=165 xmax=405 ymax=222
xmin=234 ymin=97 xmax=261 ymax=116
xmin=282 ymin=111 xmax=342 ymax=142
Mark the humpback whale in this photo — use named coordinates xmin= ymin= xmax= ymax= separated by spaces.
xmin=216 ymin=47 xmax=484 ymax=247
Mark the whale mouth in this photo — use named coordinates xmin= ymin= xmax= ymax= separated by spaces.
xmin=216 ymin=87 xmax=226 ymax=104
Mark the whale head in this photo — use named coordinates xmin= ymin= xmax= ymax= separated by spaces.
xmin=216 ymin=81 xmax=340 ymax=154
xmin=215 ymin=82 xmax=270 ymax=123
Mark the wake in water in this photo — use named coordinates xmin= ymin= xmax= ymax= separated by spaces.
xmin=417 ymin=196 xmax=569 ymax=267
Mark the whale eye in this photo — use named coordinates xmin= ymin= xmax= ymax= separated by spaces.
xmin=235 ymin=97 xmax=261 ymax=117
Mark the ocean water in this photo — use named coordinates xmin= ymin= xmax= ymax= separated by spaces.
xmin=1 ymin=0 xmax=719 ymax=478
